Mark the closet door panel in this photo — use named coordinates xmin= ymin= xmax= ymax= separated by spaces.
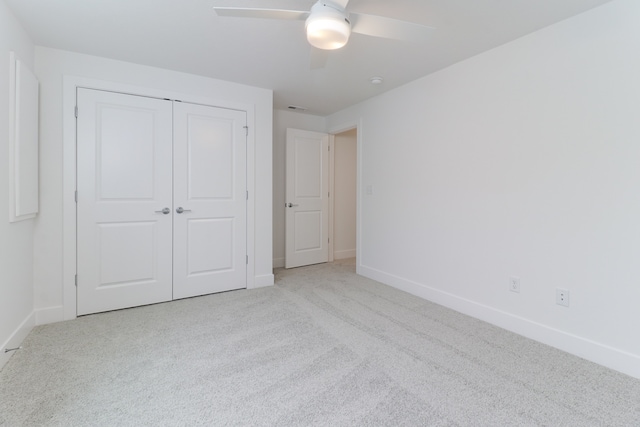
xmin=173 ymin=102 xmax=247 ymax=299
xmin=77 ymin=89 xmax=173 ymax=315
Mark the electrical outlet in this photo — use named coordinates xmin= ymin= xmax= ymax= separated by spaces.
xmin=509 ymin=276 xmax=520 ymax=293
xmin=556 ymin=288 xmax=570 ymax=307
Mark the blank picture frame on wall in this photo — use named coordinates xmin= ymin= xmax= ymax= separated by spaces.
xmin=9 ymin=51 xmax=39 ymax=222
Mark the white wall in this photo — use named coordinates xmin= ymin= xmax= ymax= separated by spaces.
xmin=327 ymin=0 xmax=640 ymax=379
xmin=0 ymin=0 xmax=35 ymax=369
xmin=272 ymin=109 xmax=326 ymax=268
xmin=33 ymin=47 xmax=273 ymax=321
xmin=333 ymin=129 xmax=357 ymax=259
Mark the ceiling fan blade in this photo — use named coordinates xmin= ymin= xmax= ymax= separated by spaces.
xmin=309 ymin=47 xmax=329 ymax=70
xmin=213 ymin=7 xmax=308 ymax=21
xmin=350 ymin=13 xmax=435 ymax=43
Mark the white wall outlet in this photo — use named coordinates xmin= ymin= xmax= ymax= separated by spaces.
xmin=509 ymin=276 xmax=520 ymax=293
xmin=556 ymin=288 xmax=570 ymax=307
xmin=365 ymin=184 xmax=374 ymax=196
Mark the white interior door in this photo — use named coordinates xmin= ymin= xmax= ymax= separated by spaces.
xmin=285 ymin=128 xmax=329 ymax=268
xmin=77 ymin=89 xmax=173 ymax=315
xmin=172 ymin=102 xmax=247 ymax=299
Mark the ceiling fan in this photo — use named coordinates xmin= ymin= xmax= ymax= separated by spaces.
xmin=212 ymin=0 xmax=434 ymax=68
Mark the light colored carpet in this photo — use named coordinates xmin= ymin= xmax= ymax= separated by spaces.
xmin=1 ymin=260 xmax=639 ymax=426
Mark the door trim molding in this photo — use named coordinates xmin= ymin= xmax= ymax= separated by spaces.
xmin=328 ymin=120 xmax=362 ymax=272
xmin=63 ymin=76 xmax=257 ymax=320
xmin=328 ymin=135 xmax=335 ymax=263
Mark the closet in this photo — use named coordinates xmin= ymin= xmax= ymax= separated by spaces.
xmin=76 ymin=88 xmax=247 ymax=315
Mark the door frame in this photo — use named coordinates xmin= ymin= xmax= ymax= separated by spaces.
xmin=328 ymin=121 xmax=362 ymax=273
xmin=282 ymin=124 xmax=360 ymax=269
xmin=62 ymin=76 xmax=257 ymax=320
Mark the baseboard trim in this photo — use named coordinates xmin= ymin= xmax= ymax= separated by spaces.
xmin=359 ymin=265 xmax=640 ymax=380
xmin=334 ymin=249 xmax=356 ymax=260
xmin=250 ymin=273 xmax=275 ymax=289
xmin=35 ymin=306 xmax=65 ymax=325
xmin=273 ymin=257 xmax=285 ymax=269
xmin=0 ymin=311 xmax=35 ymax=371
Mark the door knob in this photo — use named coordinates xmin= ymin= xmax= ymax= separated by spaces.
xmin=176 ymin=207 xmax=192 ymax=214
xmin=286 ymin=203 xmax=299 ymax=208
xmin=155 ymin=207 xmax=170 ymax=215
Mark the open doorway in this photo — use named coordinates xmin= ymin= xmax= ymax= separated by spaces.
xmin=330 ymin=128 xmax=357 ymax=263
xmin=284 ymin=126 xmax=357 ymax=269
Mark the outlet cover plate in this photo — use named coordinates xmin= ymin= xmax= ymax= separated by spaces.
xmin=509 ymin=276 xmax=520 ymax=293
xmin=556 ymin=288 xmax=570 ymax=307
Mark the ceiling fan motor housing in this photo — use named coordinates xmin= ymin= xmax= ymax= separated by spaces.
xmin=305 ymin=2 xmax=351 ymax=50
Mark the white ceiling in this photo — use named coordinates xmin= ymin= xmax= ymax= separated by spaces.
xmin=5 ymin=0 xmax=612 ymax=116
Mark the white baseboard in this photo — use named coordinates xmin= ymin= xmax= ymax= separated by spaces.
xmin=0 ymin=311 xmax=35 ymax=371
xmin=274 ymin=253 xmax=355 ymax=266
xmin=250 ymin=273 xmax=275 ymax=289
xmin=359 ymin=265 xmax=640 ymax=380
xmin=334 ymin=249 xmax=356 ymax=260
xmin=35 ymin=306 xmax=65 ymax=325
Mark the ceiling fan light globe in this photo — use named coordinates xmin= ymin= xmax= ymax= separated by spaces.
xmin=306 ymin=15 xmax=351 ymax=50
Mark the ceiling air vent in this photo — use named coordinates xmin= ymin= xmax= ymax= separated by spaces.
xmin=288 ymin=105 xmax=308 ymax=112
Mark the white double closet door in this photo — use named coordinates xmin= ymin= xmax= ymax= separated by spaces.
xmin=76 ymin=88 xmax=247 ymax=316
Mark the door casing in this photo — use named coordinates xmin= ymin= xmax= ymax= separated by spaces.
xmin=284 ymin=125 xmax=361 ymax=270
xmin=327 ymin=121 xmax=361 ymax=273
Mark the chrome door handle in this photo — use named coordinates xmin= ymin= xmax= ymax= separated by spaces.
xmin=286 ymin=203 xmax=299 ymax=208
xmin=155 ymin=207 xmax=170 ymax=215
xmin=176 ymin=207 xmax=192 ymax=214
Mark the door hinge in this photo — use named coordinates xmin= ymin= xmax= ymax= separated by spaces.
xmin=75 ymin=105 xmax=78 ymax=118
xmin=243 ymin=125 xmax=248 ymax=136
xmin=246 ymin=190 xmax=249 ymax=200
xmin=246 ymin=255 xmax=248 ymax=265
xmin=74 ymin=190 xmax=78 ymax=203
xmin=75 ymin=274 xmax=78 ymax=287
